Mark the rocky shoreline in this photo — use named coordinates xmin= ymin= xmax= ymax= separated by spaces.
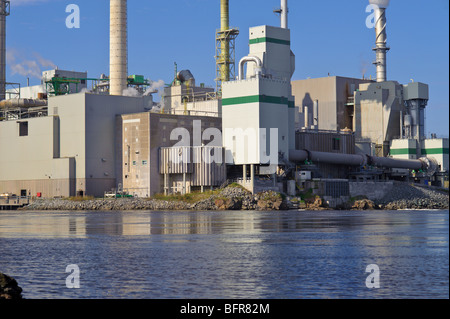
xmin=0 ymin=273 xmax=23 ymax=300
xmin=18 ymin=183 xmax=449 ymax=212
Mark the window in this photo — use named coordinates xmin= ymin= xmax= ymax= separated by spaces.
xmin=19 ymin=121 xmax=28 ymax=136
xmin=332 ymin=137 xmax=340 ymax=151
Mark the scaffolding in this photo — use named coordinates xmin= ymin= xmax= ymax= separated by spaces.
xmin=215 ymin=27 xmax=239 ymax=94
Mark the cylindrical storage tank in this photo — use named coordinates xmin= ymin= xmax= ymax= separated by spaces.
xmin=110 ymin=0 xmax=128 ymax=96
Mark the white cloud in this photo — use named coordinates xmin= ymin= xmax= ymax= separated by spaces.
xmin=10 ymin=0 xmax=52 ymax=7
xmin=6 ymin=48 xmax=57 ymax=79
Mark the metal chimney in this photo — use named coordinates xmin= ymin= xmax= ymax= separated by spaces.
xmin=281 ymin=0 xmax=288 ymax=29
xmin=372 ymin=5 xmax=389 ymax=82
xmin=220 ymin=0 xmax=229 ymax=82
xmin=215 ymin=0 xmax=238 ymax=92
xmin=110 ymin=0 xmax=127 ymax=96
xmin=0 ymin=0 xmax=10 ymax=101
xmin=274 ymin=0 xmax=288 ymax=29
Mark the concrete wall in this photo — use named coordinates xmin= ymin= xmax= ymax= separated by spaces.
xmin=354 ymin=81 xmax=403 ymax=146
xmin=0 ymin=115 xmax=75 ymax=197
xmin=349 ymin=181 xmax=394 ymax=201
xmin=291 ymin=76 xmax=372 ymax=131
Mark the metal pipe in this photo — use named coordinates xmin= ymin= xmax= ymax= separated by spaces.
xmin=0 ymin=98 xmax=47 ymax=109
xmin=290 ymin=150 xmax=367 ymax=166
xmin=281 ymin=0 xmax=288 ymax=29
xmin=304 ymin=106 xmax=309 ymax=128
xmin=110 ymin=0 xmax=127 ymax=96
xmin=373 ymin=7 xmax=389 ymax=82
xmin=238 ymin=56 xmax=262 ymax=80
xmin=369 ymin=156 xmax=424 ymax=170
xmin=289 ymin=149 xmax=430 ymax=171
xmin=313 ymin=100 xmax=319 ymax=128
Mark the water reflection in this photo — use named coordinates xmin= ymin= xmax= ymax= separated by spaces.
xmin=0 ymin=210 xmax=448 ymax=299
xmin=0 ymin=210 xmax=448 ymax=240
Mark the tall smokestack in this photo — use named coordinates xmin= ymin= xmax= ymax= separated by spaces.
xmin=281 ymin=0 xmax=288 ymax=29
xmin=0 ymin=0 xmax=10 ymax=101
xmin=220 ymin=0 xmax=230 ymax=83
xmin=370 ymin=0 xmax=390 ymax=82
xmin=110 ymin=0 xmax=127 ymax=96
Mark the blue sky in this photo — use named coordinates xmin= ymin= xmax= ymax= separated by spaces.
xmin=6 ymin=0 xmax=449 ymax=137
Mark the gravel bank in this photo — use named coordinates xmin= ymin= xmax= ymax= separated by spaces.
xmin=19 ymin=186 xmax=284 ymax=212
xmin=18 ymin=183 xmax=449 ymax=212
xmin=374 ymin=182 xmax=449 ymax=210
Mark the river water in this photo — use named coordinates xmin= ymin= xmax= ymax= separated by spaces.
xmin=0 ymin=210 xmax=448 ymax=299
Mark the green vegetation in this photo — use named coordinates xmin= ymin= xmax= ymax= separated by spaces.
xmin=227 ymin=182 xmax=247 ymax=190
xmin=152 ymin=189 xmax=220 ymax=204
xmin=299 ymin=188 xmax=314 ymax=201
xmin=258 ymin=191 xmax=283 ymax=202
xmin=67 ymin=195 xmax=95 ymax=201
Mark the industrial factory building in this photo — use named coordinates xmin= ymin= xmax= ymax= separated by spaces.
xmin=0 ymin=92 xmax=152 ymax=197
xmin=0 ymin=0 xmax=448 ymax=200
xmin=118 ymin=112 xmax=223 ymax=197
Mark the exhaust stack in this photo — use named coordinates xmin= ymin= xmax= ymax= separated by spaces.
xmin=371 ymin=0 xmax=390 ymax=82
xmin=220 ymin=0 xmax=230 ymax=82
xmin=0 ymin=0 xmax=10 ymax=101
xmin=215 ymin=0 xmax=239 ymax=92
xmin=110 ymin=0 xmax=128 ymax=96
xmin=281 ymin=0 xmax=288 ymax=29
xmin=274 ymin=0 xmax=288 ymax=29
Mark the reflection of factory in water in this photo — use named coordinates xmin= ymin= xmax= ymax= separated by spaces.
xmin=0 ymin=211 xmax=348 ymax=238
xmin=0 ymin=0 xmax=448 ymax=206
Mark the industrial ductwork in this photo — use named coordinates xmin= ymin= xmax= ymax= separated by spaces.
xmin=177 ymin=70 xmax=195 ymax=85
xmin=0 ymin=98 xmax=47 ymax=109
xmin=238 ymin=56 xmax=263 ymax=80
xmin=289 ymin=149 xmax=438 ymax=173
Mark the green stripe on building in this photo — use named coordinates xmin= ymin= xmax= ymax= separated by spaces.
xmin=223 ymin=95 xmax=292 ymax=107
xmin=249 ymin=37 xmax=290 ymax=46
xmin=288 ymin=101 xmax=295 ymax=109
xmin=421 ymin=148 xmax=449 ymax=155
xmin=390 ymin=148 xmax=417 ymax=156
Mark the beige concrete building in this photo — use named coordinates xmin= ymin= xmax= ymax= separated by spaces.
xmin=118 ymin=112 xmax=223 ymax=197
xmin=291 ymin=76 xmax=373 ymax=131
xmin=0 ymin=92 xmax=151 ymax=198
